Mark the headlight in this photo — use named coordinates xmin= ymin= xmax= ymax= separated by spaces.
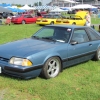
xmin=9 ymin=57 xmax=33 ymax=67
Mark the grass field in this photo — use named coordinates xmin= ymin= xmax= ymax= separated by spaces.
xmin=0 ymin=22 xmax=100 ymax=100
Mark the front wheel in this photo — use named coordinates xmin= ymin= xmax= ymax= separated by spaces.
xmin=41 ymin=57 xmax=61 ymax=79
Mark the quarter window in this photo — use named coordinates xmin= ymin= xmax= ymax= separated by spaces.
xmin=87 ymin=28 xmax=100 ymax=40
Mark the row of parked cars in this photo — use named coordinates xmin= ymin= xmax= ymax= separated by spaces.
xmin=36 ymin=11 xmax=88 ymax=26
xmin=5 ymin=11 xmax=88 ymax=26
xmin=0 ymin=12 xmax=14 ymax=19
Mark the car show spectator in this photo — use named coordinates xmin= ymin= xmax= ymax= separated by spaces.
xmin=86 ymin=11 xmax=91 ymax=27
xmin=5 ymin=15 xmax=11 ymax=25
xmin=37 ymin=11 xmax=41 ymax=17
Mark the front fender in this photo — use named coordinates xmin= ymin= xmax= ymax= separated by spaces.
xmin=43 ymin=52 xmax=62 ymax=64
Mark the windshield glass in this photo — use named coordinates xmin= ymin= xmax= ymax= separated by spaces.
xmin=42 ymin=15 xmax=52 ymax=18
xmin=32 ymin=26 xmax=72 ymax=43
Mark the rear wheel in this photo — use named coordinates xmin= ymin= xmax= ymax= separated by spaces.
xmin=41 ymin=57 xmax=61 ymax=79
xmin=22 ymin=20 xmax=25 ymax=24
xmin=93 ymin=48 xmax=100 ymax=61
xmin=39 ymin=24 xmax=43 ymax=26
xmin=50 ymin=21 xmax=54 ymax=25
xmin=72 ymin=22 xmax=76 ymax=25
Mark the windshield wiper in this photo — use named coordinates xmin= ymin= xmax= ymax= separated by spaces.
xmin=32 ymin=36 xmax=40 ymax=39
xmin=42 ymin=37 xmax=56 ymax=42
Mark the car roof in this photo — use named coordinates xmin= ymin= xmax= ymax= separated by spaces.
xmin=46 ymin=24 xmax=87 ymax=29
xmin=43 ymin=13 xmax=61 ymax=16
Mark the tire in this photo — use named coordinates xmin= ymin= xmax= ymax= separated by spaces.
xmin=50 ymin=21 xmax=54 ymax=25
xmin=41 ymin=57 xmax=61 ymax=79
xmin=72 ymin=23 xmax=76 ymax=25
xmin=22 ymin=20 xmax=25 ymax=24
xmin=93 ymin=48 xmax=100 ymax=61
xmin=39 ymin=24 xmax=43 ymax=26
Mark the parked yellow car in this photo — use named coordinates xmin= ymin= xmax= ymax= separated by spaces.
xmin=36 ymin=14 xmax=66 ymax=25
xmin=56 ymin=11 xmax=88 ymax=26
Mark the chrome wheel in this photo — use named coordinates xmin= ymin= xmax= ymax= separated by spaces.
xmin=22 ymin=20 xmax=25 ymax=24
xmin=42 ymin=57 xmax=61 ymax=79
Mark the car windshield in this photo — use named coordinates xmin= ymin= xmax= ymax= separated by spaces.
xmin=42 ymin=15 xmax=52 ymax=18
xmin=14 ymin=14 xmax=22 ymax=18
xmin=32 ymin=26 xmax=72 ymax=43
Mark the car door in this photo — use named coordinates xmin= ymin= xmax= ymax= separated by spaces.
xmin=74 ymin=16 xmax=84 ymax=26
xmin=67 ymin=28 xmax=94 ymax=66
xmin=28 ymin=15 xmax=37 ymax=23
xmin=24 ymin=15 xmax=35 ymax=23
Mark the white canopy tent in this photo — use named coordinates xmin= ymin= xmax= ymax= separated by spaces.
xmin=59 ymin=0 xmax=79 ymax=4
xmin=58 ymin=0 xmax=79 ymax=7
xmin=71 ymin=4 xmax=97 ymax=9
xmin=50 ymin=7 xmax=67 ymax=12
xmin=20 ymin=4 xmax=36 ymax=10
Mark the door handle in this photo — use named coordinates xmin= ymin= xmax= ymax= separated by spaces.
xmin=89 ymin=44 xmax=92 ymax=46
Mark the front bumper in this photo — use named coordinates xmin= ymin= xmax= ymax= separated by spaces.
xmin=0 ymin=63 xmax=42 ymax=79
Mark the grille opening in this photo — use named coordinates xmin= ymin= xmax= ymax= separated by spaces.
xmin=0 ymin=57 xmax=9 ymax=62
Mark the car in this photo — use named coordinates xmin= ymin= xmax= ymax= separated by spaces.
xmin=0 ymin=25 xmax=100 ymax=79
xmin=40 ymin=11 xmax=47 ymax=15
xmin=36 ymin=14 xmax=66 ymax=26
xmin=56 ymin=11 xmax=88 ymax=26
xmin=11 ymin=14 xmax=40 ymax=24
xmin=0 ymin=12 xmax=14 ymax=19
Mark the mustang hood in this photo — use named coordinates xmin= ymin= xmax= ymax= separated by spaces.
xmin=0 ymin=38 xmax=60 ymax=59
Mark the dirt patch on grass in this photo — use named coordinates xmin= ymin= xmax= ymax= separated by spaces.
xmin=0 ymin=88 xmax=8 ymax=100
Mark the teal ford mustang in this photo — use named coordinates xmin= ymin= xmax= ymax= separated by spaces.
xmin=0 ymin=25 xmax=100 ymax=79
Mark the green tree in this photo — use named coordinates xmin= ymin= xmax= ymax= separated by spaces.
xmin=34 ymin=2 xmax=42 ymax=6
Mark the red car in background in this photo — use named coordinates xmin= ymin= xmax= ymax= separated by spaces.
xmin=11 ymin=14 xmax=40 ymax=24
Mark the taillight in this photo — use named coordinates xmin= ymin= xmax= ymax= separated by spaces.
xmin=42 ymin=20 xmax=48 ymax=22
xmin=63 ymin=21 xmax=69 ymax=23
xmin=36 ymin=19 xmax=40 ymax=21
xmin=56 ymin=20 xmax=61 ymax=22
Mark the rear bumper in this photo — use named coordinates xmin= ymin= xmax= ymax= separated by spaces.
xmin=36 ymin=21 xmax=50 ymax=25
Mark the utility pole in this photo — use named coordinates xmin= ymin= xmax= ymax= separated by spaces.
xmin=95 ymin=0 xmax=98 ymax=4
xmin=82 ymin=0 xmax=83 ymax=4
xmin=26 ymin=0 xmax=28 ymax=4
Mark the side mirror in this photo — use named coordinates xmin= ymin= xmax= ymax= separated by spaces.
xmin=70 ymin=40 xmax=78 ymax=45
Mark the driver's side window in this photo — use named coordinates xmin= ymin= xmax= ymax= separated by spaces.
xmin=72 ymin=29 xmax=89 ymax=43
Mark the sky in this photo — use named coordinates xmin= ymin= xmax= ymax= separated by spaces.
xmin=0 ymin=0 xmax=52 ymax=5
